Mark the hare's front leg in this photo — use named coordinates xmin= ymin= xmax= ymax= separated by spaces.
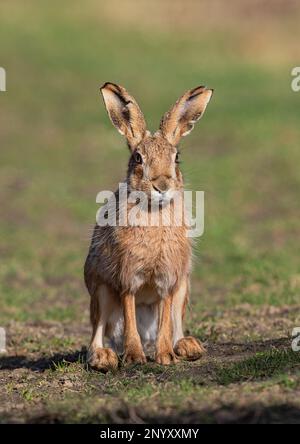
xmin=88 ymin=284 xmax=118 ymax=372
xmin=172 ymin=279 xmax=206 ymax=360
xmin=155 ymin=294 xmax=178 ymax=365
xmin=122 ymin=293 xmax=147 ymax=365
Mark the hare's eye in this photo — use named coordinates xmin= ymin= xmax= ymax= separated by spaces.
xmin=134 ymin=151 xmax=143 ymax=164
xmin=175 ymin=152 xmax=180 ymax=163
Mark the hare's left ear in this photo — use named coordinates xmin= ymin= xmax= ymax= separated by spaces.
xmin=101 ymin=82 xmax=147 ymax=150
xmin=159 ymin=86 xmax=213 ymax=146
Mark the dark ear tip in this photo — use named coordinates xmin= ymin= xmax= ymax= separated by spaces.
xmin=100 ymin=82 xmax=110 ymax=90
xmin=194 ymin=86 xmax=214 ymax=94
xmin=100 ymin=82 xmax=119 ymax=93
xmin=190 ymin=85 xmax=206 ymax=95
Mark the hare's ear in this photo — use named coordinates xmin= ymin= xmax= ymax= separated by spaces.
xmin=159 ymin=86 xmax=213 ymax=146
xmin=101 ymin=82 xmax=147 ymax=150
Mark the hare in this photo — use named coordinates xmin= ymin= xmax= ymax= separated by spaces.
xmin=84 ymin=82 xmax=213 ymax=371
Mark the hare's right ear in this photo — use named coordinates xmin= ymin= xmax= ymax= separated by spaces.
xmin=100 ymin=82 xmax=147 ymax=150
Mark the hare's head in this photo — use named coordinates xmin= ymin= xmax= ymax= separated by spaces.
xmin=101 ymin=82 xmax=213 ymax=204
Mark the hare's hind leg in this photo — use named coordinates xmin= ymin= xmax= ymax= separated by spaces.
xmin=173 ymin=279 xmax=206 ymax=361
xmin=88 ymin=284 xmax=118 ymax=372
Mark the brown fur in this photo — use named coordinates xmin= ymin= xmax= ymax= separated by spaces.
xmin=84 ymin=82 xmax=213 ymax=370
xmin=122 ymin=292 xmax=146 ymax=364
xmin=156 ymin=293 xmax=178 ymax=364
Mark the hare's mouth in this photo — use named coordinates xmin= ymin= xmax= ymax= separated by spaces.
xmin=151 ymin=188 xmax=173 ymax=205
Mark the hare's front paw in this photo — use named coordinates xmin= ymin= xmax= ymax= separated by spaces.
xmin=155 ymin=351 xmax=179 ymax=365
xmin=88 ymin=347 xmax=118 ymax=372
xmin=124 ymin=346 xmax=147 ymax=365
xmin=174 ymin=336 xmax=206 ymax=361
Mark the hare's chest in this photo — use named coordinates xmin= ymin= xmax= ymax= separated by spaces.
xmin=119 ymin=227 xmax=191 ymax=296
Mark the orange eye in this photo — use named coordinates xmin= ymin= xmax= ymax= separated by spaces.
xmin=134 ymin=151 xmax=143 ymax=164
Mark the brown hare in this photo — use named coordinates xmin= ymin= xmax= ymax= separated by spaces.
xmin=84 ymin=82 xmax=213 ymax=371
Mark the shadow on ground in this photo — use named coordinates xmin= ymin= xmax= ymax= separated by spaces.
xmin=0 ymin=337 xmax=289 ymax=372
xmin=0 ymin=349 xmax=86 ymax=372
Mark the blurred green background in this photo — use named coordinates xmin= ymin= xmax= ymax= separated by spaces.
xmin=0 ymin=0 xmax=300 ymax=423
xmin=1 ymin=0 xmax=299 ymax=323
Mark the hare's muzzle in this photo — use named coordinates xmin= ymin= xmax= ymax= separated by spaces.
xmin=152 ymin=176 xmax=171 ymax=194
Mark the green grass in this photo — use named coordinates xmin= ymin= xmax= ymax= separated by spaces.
xmin=0 ymin=0 xmax=300 ymax=424
xmin=217 ymin=350 xmax=300 ymax=385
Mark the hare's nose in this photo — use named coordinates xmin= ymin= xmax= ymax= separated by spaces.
xmin=152 ymin=177 xmax=170 ymax=193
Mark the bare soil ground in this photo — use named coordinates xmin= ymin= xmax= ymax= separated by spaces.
xmin=1 ymin=304 xmax=299 ymax=424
